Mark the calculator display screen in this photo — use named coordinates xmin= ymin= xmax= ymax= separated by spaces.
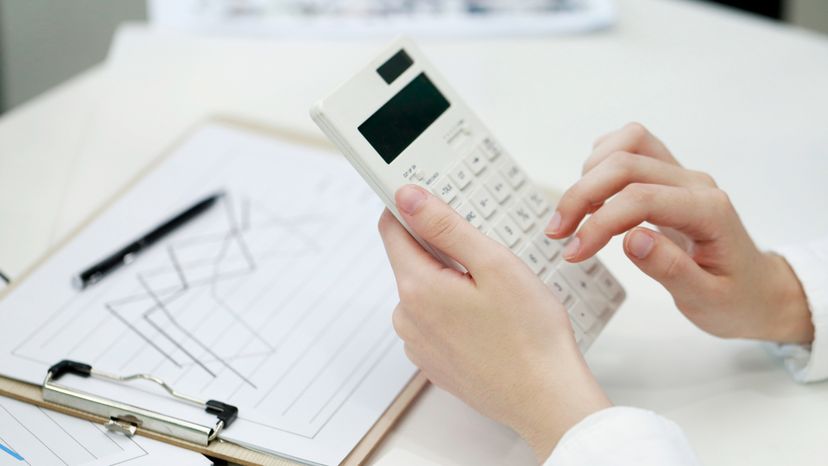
xmin=358 ymin=72 xmax=450 ymax=164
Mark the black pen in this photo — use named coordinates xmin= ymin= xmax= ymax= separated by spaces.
xmin=72 ymin=191 xmax=225 ymax=290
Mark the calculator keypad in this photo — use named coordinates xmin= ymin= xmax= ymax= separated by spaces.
xmin=433 ymin=178 xmax=459 ymax=205
xmin=480 ymin=137 xmax=503 ymax=161
xmin=456 ymin=203 xmax=483 ymax=229
xmin=494 ymin=216 xmax=521 ymax=248
xmin=510 ymin=204 xmax=535 ymax=232
xmin=422 ymin=137 xmax=625 ymax=353
xmin=518 ymin=244 xmax=547 ymax=275
xmin=547 ymin=271 xmax=575 ymax=308
xmin=449 ymin=164 xmax=473 ymax=190
xmin=464 ymin=149 xmax=488 ymax=175
xmin=525 ymin=190 xmax=551 ymax=216
xmin=500 ymin=162 xmax=526 ymax=189
xmin=486 ymin=174 xmax=512 ymax=204
xmin=470 ymin=187 xmax=497 ymax=219
xmin=534 ymin=235 xmax=561 ymax=261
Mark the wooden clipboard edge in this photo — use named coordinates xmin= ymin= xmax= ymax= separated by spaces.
xmin=0 ymin=114 xmax=430 ymax=465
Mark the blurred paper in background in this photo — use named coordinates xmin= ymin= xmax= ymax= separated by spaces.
xmin=147 ymin=0 xmax=616 ymax=38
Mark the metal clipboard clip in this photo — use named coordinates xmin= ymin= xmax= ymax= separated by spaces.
xmin=42 ymin=360 xmax=238 ymax=446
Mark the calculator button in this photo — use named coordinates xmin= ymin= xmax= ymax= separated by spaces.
xmin=524 ymin=191 xmax=550 ymax=217
xmin=510 ymin=204 xmax=535 ymax=232
xmin=480 ymin=137 xmax=502 ymax=161
xmin=485 ymin=173 xmax=512 ymax=204
xmin=596 ymin=269 xmax=624 ymax=301
xmin=545 ymin=272 xmax=575 ymax=307
xmin=590 ymin=297 xmax=612 ymax=317
xmin=569 ymin=300 xmax=597 ymax=332
xmin=470 ymin=187 xmax=497 ymax=219
xmin=534 ymin=235 xmax=561 ymax=261
xmin=500 ymin=162 xmax=526 ymax=189
xmin=464 ymin=149 xmax=487 ymax=175
xmin=449 ymin=164 xmax=473 ymax=190
xmin=587 ymin=296 xmax=613 ymax=316
xmin=432 ymin=178 xmax=458 ymax=204
xmin=518 ymin=244 xmax=547 ymax=275
xmin=456 ymin=203 xmax=484 ymax=229
xmin=494 ymin=217 xmax=521 ymax=248
xmin=578 ymin=256 xmax=601 ymax=275
xmin=560 ymin=263 xmax=597 ymax=295
xmin=560 ymin=264 xmax=612 ymax=316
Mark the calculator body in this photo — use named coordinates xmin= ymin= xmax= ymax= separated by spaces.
xmin=311 ymin=37 xmax=624 ymax=351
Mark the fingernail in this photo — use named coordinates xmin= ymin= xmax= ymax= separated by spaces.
xmin=545 ymin=211 xmax=562 ymax=235
xmin=628 ymin=230 xmax=655 ymax=259
xmin=563 ymin=236 xmax=580 ymax=260
xmin=396 ymin=185 xmax=428 ymax=215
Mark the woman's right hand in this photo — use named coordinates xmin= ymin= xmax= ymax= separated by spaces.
xmin=378 ymin=186 xmax=611 ymax=461
xmin=546 ymin=123 xmax=814 ymax=344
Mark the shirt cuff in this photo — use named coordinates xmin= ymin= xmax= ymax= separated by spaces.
xmin=543 ymin=406 xmax=699 ymax=466
xmin=772 ymin=239 xmax=828 ymax=383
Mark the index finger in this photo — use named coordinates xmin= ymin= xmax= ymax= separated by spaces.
xmin=584 ymin=122 xmax=679 ymax=174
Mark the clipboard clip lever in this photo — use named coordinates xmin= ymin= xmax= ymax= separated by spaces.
xmin=42 ymin=359 xmax=238 ymax=446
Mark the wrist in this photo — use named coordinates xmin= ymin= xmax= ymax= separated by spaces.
xmin=759 ymin=253 xmax=814 ymax=344
xmin=509 ymin=341 xmax=611 ymax=462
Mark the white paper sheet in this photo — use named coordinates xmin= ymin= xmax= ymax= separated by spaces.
xmin=0 ymin=395 xmax=210 ymax=466
xmin=146 ymin=0 xmax=616 ymax=39
xmin=0 ymin=123 xmax=415 ymax=465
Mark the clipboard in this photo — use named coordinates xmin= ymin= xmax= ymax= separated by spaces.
xmin=0 ymin=116 xmax=429 ymax=466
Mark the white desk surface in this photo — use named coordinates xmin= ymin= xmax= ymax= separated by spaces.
xmin=1 ymin=0 xmax=827 ymax=464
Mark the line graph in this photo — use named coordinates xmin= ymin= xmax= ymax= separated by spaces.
xmin=12 ymin=187 xmax=398 ymax=437
xmin=46 ymin=194 xmax=323 ymax=388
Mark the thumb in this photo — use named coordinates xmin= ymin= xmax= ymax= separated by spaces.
xmin=395 ymin=184 xmax=501 ymax=274
xmin=623 ymin=227 xmax=713 ymax=303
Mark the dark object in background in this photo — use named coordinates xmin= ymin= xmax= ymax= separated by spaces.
xmin=705 ymin=0 xmax=784 ymax=20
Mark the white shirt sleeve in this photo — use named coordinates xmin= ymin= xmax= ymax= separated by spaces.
xmin=543 ymin=407 xmax=699 ymax=466
xmin=772 ymin=237 xmax=828 ymax=383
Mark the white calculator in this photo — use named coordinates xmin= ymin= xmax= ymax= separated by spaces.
xmin=310 ymin=37 xmax=625 ymax=352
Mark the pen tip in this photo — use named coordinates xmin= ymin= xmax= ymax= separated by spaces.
xmin=71 ymin=275 xmax=86 ymax=291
